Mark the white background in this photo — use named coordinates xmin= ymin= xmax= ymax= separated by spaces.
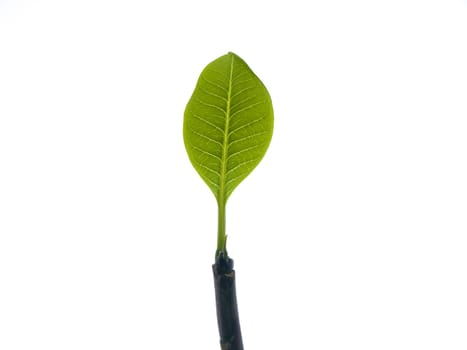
xmin=1 ymin=1 xmax=467 ymax=349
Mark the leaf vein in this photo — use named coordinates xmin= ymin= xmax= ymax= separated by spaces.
xmin=225 ymin=157 xmax=261 ymax=177
xmin=192 ymin=145 xmax=222 ymax=161
xmin=228 ymin=115 xmax=266 ymax=137
xmin=206 ymin=68 xmax=230 ymax=81
xmin=195 ymin=162 xmax=221 ymax=177
xmin=232 ymin=71 xmax=250 ymax=83
xmin=225 ymin=173 xmax=246 ymax=187
xmin=192 ymin=113 xmax=224 ymax=134
xmin=230 ymin=100 xmax=265 ymax=120
xmin=227 ymin=144 xmax=262 ymax=160
xmin=200 ymin=173 xmax=220 ymax=188
xmin=233 ymin=78 xmax=255 ymax=88
xmin=189 ymin=129 xmax=224 ymax=147
xmin=228 ymin=131 xmax=269 ymax=148
xmin=199 ymin=87 xmax=228 ymax=103
xmin=231 ymin=86 xmax=257 ymax=100
xmin=195 ymin=97 xmax=227 ymax=115
xmin=201 ymin=76 xmax=229 ymax=93
xmin=231 ymin=96 xmax=256 ymax=110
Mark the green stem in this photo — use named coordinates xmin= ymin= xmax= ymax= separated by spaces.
xmin=217 ymin=200 xmax=227 ymax=255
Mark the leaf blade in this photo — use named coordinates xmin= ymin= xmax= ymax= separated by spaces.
xmin=184 ymin=52 xmax=274 ymax=203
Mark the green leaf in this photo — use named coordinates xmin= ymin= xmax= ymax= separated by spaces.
xmin=183 ymin=52 xmax=274 ymax=255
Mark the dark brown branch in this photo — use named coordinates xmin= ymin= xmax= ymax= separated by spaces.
xmin=212 ymin=252 xmax=244 ymax=350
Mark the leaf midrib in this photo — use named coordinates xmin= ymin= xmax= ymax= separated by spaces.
xmin=219 ymin=54 xmax=235 ymax=205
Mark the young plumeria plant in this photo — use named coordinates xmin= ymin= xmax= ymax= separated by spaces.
xmin=184 ymin=52 xmax=274 ymax=350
